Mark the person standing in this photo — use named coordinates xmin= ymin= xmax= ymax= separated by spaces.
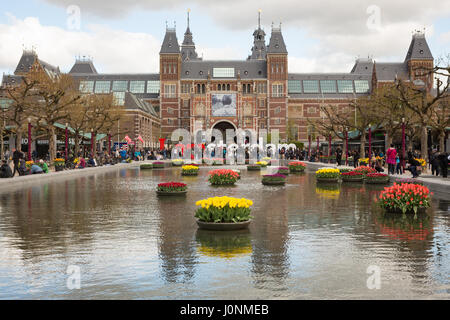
xmin=430 ymin=150 xmax=440 ymax=176
xmin=336 ymin=147 xmax=342 ymax=166
xmin=12 ymin=148 xmax=23 ymax=177
xmin=386 ymin=144 xmax=397 ymax=175
xmin=438 ymin=152 xmax=448 ymax=178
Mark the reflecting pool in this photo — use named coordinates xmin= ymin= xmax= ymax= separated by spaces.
xmin=0 ymin=166 xmax=449 ymax=299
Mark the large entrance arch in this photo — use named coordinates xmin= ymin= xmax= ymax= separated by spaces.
xmin=212 ymin=121 xmax=236 ymax=144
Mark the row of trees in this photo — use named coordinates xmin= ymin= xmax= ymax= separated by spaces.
xmin=1 ymin=66 xmax=125 ymax=161
xmin=309 ymin=60 xmax=450 ymax=161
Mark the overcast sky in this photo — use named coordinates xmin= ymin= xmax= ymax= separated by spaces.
xmin=1 ymin=0 xmax=449 ymax=75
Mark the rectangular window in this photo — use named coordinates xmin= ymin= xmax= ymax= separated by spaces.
xmin=275 ymin=106 xmax=281 ymax=114
xmin=288 ymin=80 xmax=302 ymax=93
xmin=113 ymin=92 xmax=125 ymax=106
xmin=274 ymin=118 xmax=281 ymax=125
xmin=272 ymin=84 xmax=284 ymax=97
xmin=337 ymin=80 xmax=354 ymax=93
xmin=79 ymin=80 xmax=94 ymax=93
xmin=164 ymin=84 xmax=176 ymax=98
xmin=260 ymin=99 xmax=265 ymax=108
xmin=147 ymin=81 xmax=160 ymax=94
xmin=112 ymin=81 xmax=128 ymax=92
xmin=320 ymin=80 xmax=337 ymax=93
xmin=94 ymin=81 xmax=111 ymax=94
xmin=213 ymin=68 xmax=235 ymax=78
xmin=303 ymin=80 xmax=319 ymax=93
xmin=0 ymin=98 xmax=13 ymax=109
xmin=130 ymin=81 xmax=145 ymax=94
xmin=354 ymin=80 xmax=370 ymax=93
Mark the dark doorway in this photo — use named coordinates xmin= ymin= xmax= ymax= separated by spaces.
xmin=212 ymin=121 xmax=236 ymax=144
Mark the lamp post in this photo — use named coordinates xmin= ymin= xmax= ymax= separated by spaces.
xmin=108 ymin=131 xmax=111 ymax=156
xmin=401 ymin=117 xmax=406 ymax=169
xmin=27 ymin=117 xmax=31 ymax=161
xmin=308 ymin=133 xmax=311 ymax=160
xmin=345 ymin=129 xmax=348 ymax=166
xmin=90 ymin=128 xmax=94 ymax=158
xmin=65 ymin=123 xmax=68 ymax=161
xmin=328 ymin=134 xmax=332 ymax=164
xmin=368 ymin=125 xmax=372 ymax=162
xmin=316 ymin=135 xmax=320 ymax=157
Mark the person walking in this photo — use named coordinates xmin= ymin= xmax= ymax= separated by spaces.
xmin=395 ymin=155 xmax=402 ymax=175
xmin=12 ymin=148 xmax=23 ymax=177
xmin=438 ymin=152 xmax=448 ymax=178
xmin=386 ymin=144 xmax=397 ymax=175
xmin=336 ymin=147 xmax=342 ymax=166
xmin=430 ymin=150 xmax=440 ymax=176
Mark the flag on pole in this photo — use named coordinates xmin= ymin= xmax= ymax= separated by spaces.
xmin=124 ymin=135 xmax=132 ymax=144
xmin=137 ymin=135 xmax=144 ymax=144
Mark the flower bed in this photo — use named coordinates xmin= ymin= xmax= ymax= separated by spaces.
xmin=396 ymin=178 xmax=423 ymax=186
xmin=54 ymin=158 xmax=65 ymax=171
xmin=261 ymin=157 xmax=272 ymax=165
xmin=256 ymin=161 xmax=268 ymax=168
xmin=153 ymin=161 xmax=165 ymax=169
xmin=156 ymin=182 xmax=187 ymax=196
xmin=232 ymin=169 xmax=241 ymax=179
xmin=316 ymin=168 xmax=340 ymax=182
xmin=378 ymin=183 xmax=431 ymax=214
xmin=182 ymin=165 xmax=199 ymax=176
xmin=247 ymin=164 xmax=261 ymax=171
xmin=288 ymin=161 xmax=306 ymax=173
xmin=339 ymin=168 xmax=353 ymax=174
xmin=208 ymin=169 xmax=239 ymax=185
xmin=358 ymin=158 xmax=369 ymax=165
xmin=415 ymin=158 xmax=426 ymax=168
xmin=195 ymin=196 xmax=253 ymax=224
xmin=25 ymin=161 xmax=34 ymax=169
xmin=278 ymin=167 xmax=289 ymax=175
xmin=140 ymin=164 xmax=153 ymax=170
xmin=341 ymin=171 xmax=365 ymax=182
xmin=262 ymin=173 xmax=286 ymax=185
xmin=365 ymin=173 xmax=390 ymax=184
xmin=172 ymin=159 xmax=184 ymax=166
xmin=354 ymin=166 xmax=377 ymax=175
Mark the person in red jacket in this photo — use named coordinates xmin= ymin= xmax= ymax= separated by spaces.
xmin=386 ymin=144 xmax=397 ymax=175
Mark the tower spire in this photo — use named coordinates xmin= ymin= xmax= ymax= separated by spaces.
xmin=258 ymin=9 xmax=261 ymax=29
xmin=187 ymin=8 xmax=190 ymax=29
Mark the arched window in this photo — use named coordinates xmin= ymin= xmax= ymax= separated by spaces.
xmin=197 ymin=84 xmax=201 ymax=93
xmin=202 ymin=84 xmax=206 ymax=94
xmin=227 ymin=84 xmax=230 ymax=91
xmin=218 ymin=84 xmax=221 ymax=91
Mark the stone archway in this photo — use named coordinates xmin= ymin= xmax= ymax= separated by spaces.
xmin=212 ymin=121 xmax=236 ymax=144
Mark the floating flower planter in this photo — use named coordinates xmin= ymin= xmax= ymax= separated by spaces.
xmin=353 ymin=166 xmax=377 ymax=176
xmin=341 ymin=171 xmax=364 ymax=182
xmin=152 ymin=161 xmax=165 ymax=169
xmin=261 ymin=157 xmax=272 ymax=165
xmin=316 ymin=168 xmax=340 ymax=183
xmin=247 ymin=164 xmax=261 ymax=171
xmin=172 ymin=159 xmax=184 ymax=166
xmin=195 ymin=196 xmax=253 ymax=231
xmin=288 ymin=161 xmax=306 ymax=173
xmin=140 ymin=164 xmax=153 ymax=170
xmin=156 ymin=182 xmax=187 ymax=196
xmin=208 ymin=169 xmax=239 ymax=186
xmin=278 ymin=167 xmax=289 ymax=175
xmin=262 ymin=173 xmax=286 ymax=186
xmin=256 ymin=161 xmax=268 ymax=168
xmin=365 ymin=173 xmax=390 ymax=184
xmin=378 ymin=183 xmax=431 ymax=214
xmin=54 ymin=158 xmax=65 ymax=172
xmin=181 ymin=165 xmax=199 ymax=176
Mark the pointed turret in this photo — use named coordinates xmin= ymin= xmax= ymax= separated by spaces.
xmin=181 ymin=9 xmax=200 ymax=61
xmin=404 ymin=31 xmax=433 ymax=62
xmin=249 ymin=9 xmax=267 ymax=60
xmin=160 ymin=24 xmax=180 ymax=54
xmin=267 ymin=23 xmax=287 ymax=54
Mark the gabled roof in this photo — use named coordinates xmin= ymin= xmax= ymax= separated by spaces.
xmin=405 ymin=32 xmax=433 ymax=61
xmin=69 ymin=59 xmax=98 ymax=74
xmin=267 ymin=27 xmax=287 ymax=54
xmin=181 ymin=60 xmax=267 ymax=80
xmin=373 ymin=62 xmax=409 ymax=81
xmin=160 ymin=28 xmax=180 ymax=54
xmin=14 ymin=50 xmax=59 ymax=75
xmin=350 ymin=58 xmax=374 ymax=74
xmin=125 ymin=92 xmax=159 ymax=118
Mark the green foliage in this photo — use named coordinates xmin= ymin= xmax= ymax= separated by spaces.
xmin=195 ymin=206 xmax=253 ymax=223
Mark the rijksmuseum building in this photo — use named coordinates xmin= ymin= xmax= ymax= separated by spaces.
xmin=2 ymin=13 xmax=434 ymax=149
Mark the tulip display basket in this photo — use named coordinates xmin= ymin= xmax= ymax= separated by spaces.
xmin=278 ymin=167 xmax=289 ymax=175
xmin=156 ymin=182 xmax=187 ymax=196
xmin=365 ymin=173 xmax=390 ymax=184
xmin=140 ymin=164 xmax=153 ymax=170
xmin=247 ymin=165 xmax=261 ymax=171
xmin=196 ymin=219 xmax=252 ymax=231
xmin=152 ymin=162 xmax=165 ymax=169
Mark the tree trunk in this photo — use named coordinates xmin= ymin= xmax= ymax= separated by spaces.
xmin=74 ymin=132 xmax=80 ymax=157
xmin=420 ymin=125 xmax=428 ymax=161
xmin=360 ymin=134 xmax=366 ymax=158
xmin=16 ymin=130 xmax=23 ymax=152
xmin=385 ymin=133 xmax=393 ymax=152
xmin=439 ymin=130 xmax=445 ymax=152
xmin=48 ymin=126 xmax=56 ymax=162
xmin=0 ymin=130 xmax=4 ymax=160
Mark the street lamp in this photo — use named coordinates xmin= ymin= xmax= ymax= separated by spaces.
xmin=27 ymin=117 xmax=31 ymax=161
xmin=65 ymin=122 xmax=68 ymax=161
xmin=401 ymin=117 xmax=406 ymax=169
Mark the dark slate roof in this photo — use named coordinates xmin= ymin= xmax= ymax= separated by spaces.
xmin=373 ymin=62 xmax=409 ymax=81
xmin=249 ymin=27 xmax=267 ymax=60
xmin=1 ymin=74 xmax=22 ymax=87
xmin=181 ymin=60 xmax=267 ymax=79
xmin=69 ymin=59 xmax=98 ymax=74
xmin=124 ymin=92 xmax=159 ymax=117
xmin=160 ymin=28 xmax=180 ymax=54
xmin=287 ymin=73 xmax=372 ymax=99
xmin=267 ymin=27 xmax=287 ymax=54
xmin=350 ymin=58 xmax=374 ymax=74
xmin=405 ymin=32 xmax=433 ymax=61
xmin=14 ymin=50 xmax=59 ymax=75
xmin=71 ymin=73 xmax=159 ymax=81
